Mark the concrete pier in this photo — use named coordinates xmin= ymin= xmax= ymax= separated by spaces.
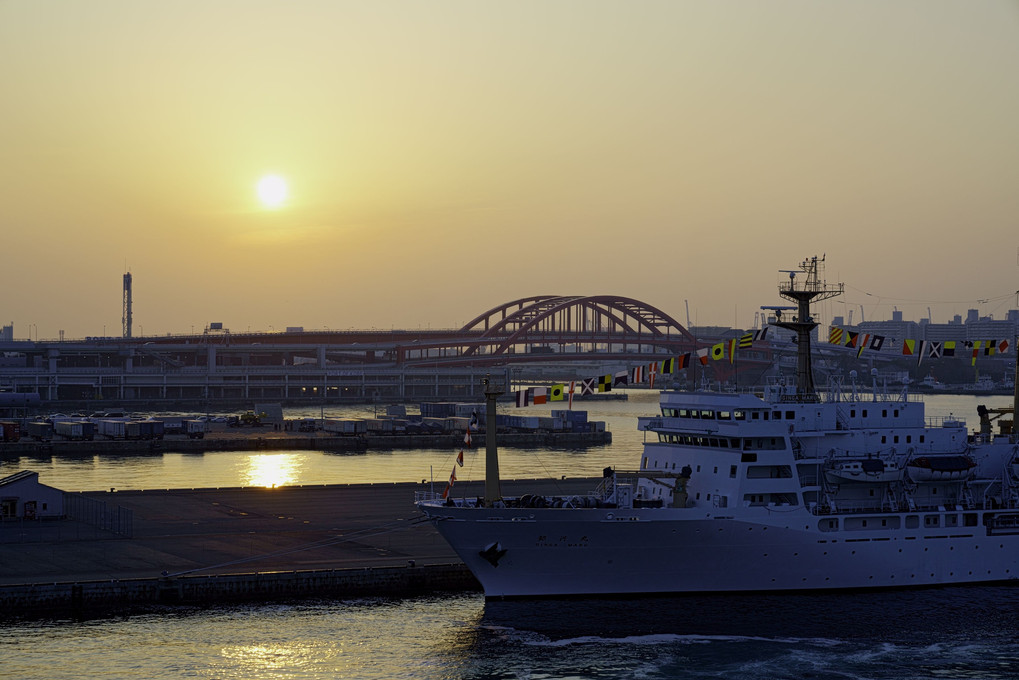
xmin=0 ymin=478 xmax=596 ymax=619
xmin=0 ymin=426 xmax=610 ymax=457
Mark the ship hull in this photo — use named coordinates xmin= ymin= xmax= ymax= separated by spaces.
xmin=422 ymin=504 xmax=1019 ymax=597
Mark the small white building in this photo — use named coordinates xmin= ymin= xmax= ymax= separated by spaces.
xmin=0 ymin=470 xmax=64 ymax=519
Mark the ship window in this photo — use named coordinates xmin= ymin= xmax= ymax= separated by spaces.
xmin=862 ymin=410 xmax=868 ymax=417
xmin=734 ymin=410 xmax=746 ymax=420
xmin=700 ymin=410 xmax=715 ymax=419
xmin=894 ymin=410 xmax=899 ymax=417
xmin=709 ymin=438 xmax=720 ymax=447
xmin=920 ymin=436 xmax=925 ymax=443
xmin=881 ymin=436 xmax=887 ymax=444
xmin=763 ymin=412 xmax=769 ymax=421
xmin=718 ymin=411 xmax=732 ymax=420
xmin=741 ymin=452 xmax=757 ymax=462
xmin=964 ymin=513 xmax=977 ymax=527
xmin=851 ymin=409 xmax=856 ymax=417
xmin=696 ymin=465 xmax=701 ymax=472
xmin=786 ymin=411 xmax=795 ymax=419
xmin=690 ymin=411 xmax=700 ymax=419
xmin=719 ymin=439 xmax=729 ymax=448
xmin=696 ymin=493 xmax=701 ymax=499
xmin=752 ymin=412 xmax=760 ymax=420
xmin=678 ymin=409 xmax=690 ymax=417
xmin=706 ymin=494 xmax=711 ymax=501
xmin=906 ymin=515 xmax=919 ymax=529
xmin=730 ymin=465 xmax=737 ymax=478
xmin=894 ymin=436 xmax=899 ymax=444
xmin=713 ymin=466 xmax=718 ymax=474
xmin=773 ymin=411 xmax=781 ymax=420
xmin=906 ymin=436 xmax=912 ymax=443
xmin=731 ymin=438 xmax=741 ymax=448
xmin=883 ymin=410 xmax=888 ymax=417
xmin=925 ymin=515 xmax=939 ymax=527
xmin=643 ymin=457 xmax=648 ymax=468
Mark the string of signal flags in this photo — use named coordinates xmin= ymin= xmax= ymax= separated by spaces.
xmin=828 ymin=326 xmax=1010 ymax=366
xmin=509 ymin=328 xmax=770 ymax=409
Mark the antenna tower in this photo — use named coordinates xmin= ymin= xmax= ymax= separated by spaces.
xmin=772 ymin=256 xmax=843 ymax=400
xmin=122 ymin=272 xmax=133 ymax=338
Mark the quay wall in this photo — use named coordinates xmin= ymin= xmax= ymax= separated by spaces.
xmin=1 ymin=564 xmax=479 ymax=620
xmin=0 ymin=430 xmax=610 ymax=456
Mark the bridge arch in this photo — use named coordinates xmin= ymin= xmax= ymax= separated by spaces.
xmin=458 ymin=295 xmax=697 ymax=360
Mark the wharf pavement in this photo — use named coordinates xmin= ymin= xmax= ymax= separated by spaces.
xmin=0 ymin=477 xmax=597 ymax=617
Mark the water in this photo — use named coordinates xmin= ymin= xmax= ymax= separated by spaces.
xmin=2 ymin=391 xmax=1017 ymax=679
xmin=5 ymin=589 xmax=1019 ymax=679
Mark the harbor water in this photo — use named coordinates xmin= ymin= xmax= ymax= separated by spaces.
xmin=3 ymin=391 xmax=1018 ymax=679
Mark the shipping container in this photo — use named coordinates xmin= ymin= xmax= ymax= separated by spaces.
xmin=27 ymin=421 xmax=53 ymax=441
xmin=55 ymin=420 xmax=94 ymax=441
xmin=385 ymin=404 xmax=407 ymax=417
xmin=0 ymin=421 xmax=20 ymax=442
xmin=321 ymin=418 xmax=367 ymax=435
xmin=185 ymin=419 xmax=206 ymax=439
xmin=98 ymin=419 xmax=127 ymax=439
xmin=365 ymin=418 xmax=394 ymax=434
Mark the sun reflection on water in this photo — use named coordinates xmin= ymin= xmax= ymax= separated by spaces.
xmin=244 ymin=453 xmax=303 ymax=488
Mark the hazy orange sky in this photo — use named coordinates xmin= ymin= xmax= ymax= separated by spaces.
xmin=2 ymin=1 xmax=1018 ymax=340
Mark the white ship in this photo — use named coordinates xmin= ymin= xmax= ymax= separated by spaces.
xmin=417 ymin=257 xmax=1019 ymax=597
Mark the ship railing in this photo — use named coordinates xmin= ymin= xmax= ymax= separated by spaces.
xmin=414 ymin=492 xmax=488 ymax=508
xmin=927 ymin=416 xmax=968 ymax=429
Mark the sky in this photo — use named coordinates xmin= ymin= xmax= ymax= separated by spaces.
xmin=2 ymin=1 xmax=1018 ymax=341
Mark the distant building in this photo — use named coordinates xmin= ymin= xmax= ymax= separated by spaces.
xmin=0 ymin=470 xmax=64 ymax=519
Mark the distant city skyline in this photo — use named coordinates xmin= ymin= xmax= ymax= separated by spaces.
xmin=2 ymin=1 xmax=1018 ymax=341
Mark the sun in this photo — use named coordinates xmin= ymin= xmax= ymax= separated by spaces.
xmin=256 ymin=174 xmax=288 ymax=208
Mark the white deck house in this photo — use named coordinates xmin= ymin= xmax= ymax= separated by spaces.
xmin=0 ymin=470 xmax=64 ymax=520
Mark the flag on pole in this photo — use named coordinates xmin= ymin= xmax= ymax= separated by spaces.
xmin=614 ymin=370 xmax=629 ymax=387
xmin=661 ymin=357 xmax=676 ymax=374
xmin=442 ymin=484 xmax=451 ymax=500
xmin=597 ymin=374 xmax=612 ymax=393
xmin=728 ymin=338 xmax=737 ymax=364
xmin=631 ymin=366 xmax=645 ymax=384
xmin=469 ymin=410 xmax=479 ymax=430
xmin=532 ymin=387 xmax=548 ymax=405
xmin=580 ymin=378 xmax=596 ymax=395
xmin=515 ymin=388 xmax=530 ymax=407
xmin=677 ymin=353 xmax=691 ymax=370
xmin=649 ymin=361 xmax=657 ymax=389
xmin=463 ymin=429 xmax=472 ymax=448
xmin=456 ymin=450 xmax=464 ymax=467
xmin=697 ymin=348 xmax=710 ymax=365
xmin=550 ymin=384 xmax=565 ymax=401
xmin=568 ymin=381 xmax=576 ymax=409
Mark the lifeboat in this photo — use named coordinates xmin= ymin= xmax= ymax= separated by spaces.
xmin=824 ymin=457 xmax=902 ymax=484
xmin=906 ymin=455 xmax=976 ymax=482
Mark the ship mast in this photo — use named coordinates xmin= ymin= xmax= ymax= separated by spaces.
xmin=482 ymin=376 xmax=504 ymax=506
xmin=771 ymin=256 xmax=843 ymax=402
